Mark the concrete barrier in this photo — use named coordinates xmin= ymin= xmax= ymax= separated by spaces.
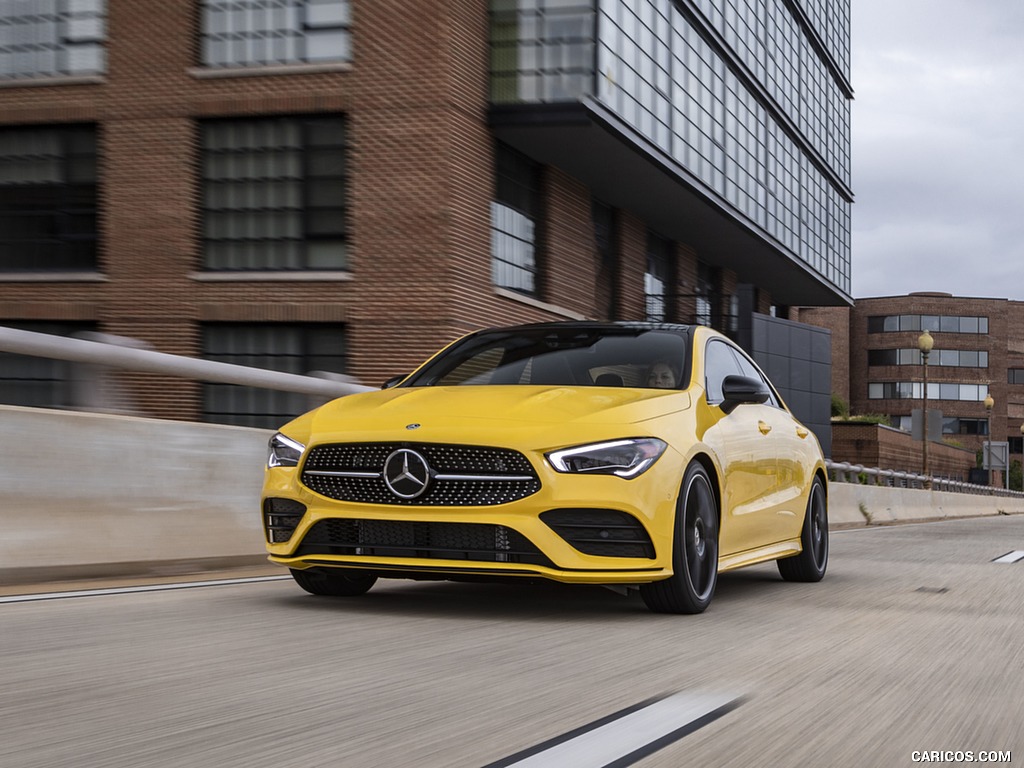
xmin=0 ymin=405 xmax=271 ymax=585
xmin=828 ymin=483 xmax=1024 ymax=527
xmin=2 ymin=405 xmax=1022 ymax=585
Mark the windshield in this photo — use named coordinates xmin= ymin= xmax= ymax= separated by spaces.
xmin=404 ymin=326 xmax=692 ymax=389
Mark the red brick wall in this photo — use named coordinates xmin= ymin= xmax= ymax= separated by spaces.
xmin=832 ymin=422 xmax=975 ymax=480
xmin=0 ymin=0 xmax=775 ymax=420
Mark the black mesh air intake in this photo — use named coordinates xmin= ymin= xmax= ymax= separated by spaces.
xmin=294 ymin=519 xmax=553 ymax=567
xmin=541 ymin=508 xmax=655 ymax=558
xmin=263 ymin=497 xmax=307 ymax=543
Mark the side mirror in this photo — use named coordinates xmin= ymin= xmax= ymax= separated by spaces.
xmin=381 ymin=374 xmax=407 ymax=390
xmin=720 ymin=375 xmax=770 ymax=413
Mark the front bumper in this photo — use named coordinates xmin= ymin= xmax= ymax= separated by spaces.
xmin=262 ymin=453 xmax=683 ymax=585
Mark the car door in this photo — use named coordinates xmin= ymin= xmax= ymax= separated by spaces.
xmin=728 ymin=344 xmax=811 ymax=546
xmin=701 ymin=338 xmax=781 ymax=556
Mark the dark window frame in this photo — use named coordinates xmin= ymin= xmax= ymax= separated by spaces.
xmin=199 ymin=114 xmax=348 ymax=272
xmin=491 ymin=142 xmax=542 ymax=297
xmin=0 ymin=321 xmax=98 ymax=408
xmin=199 ymin=0 xmax=352 ymax=69
xmin=0 ymin=124 xmax=99 ymax=273
xmin=201 ymin=322 xmax=347 ymax=428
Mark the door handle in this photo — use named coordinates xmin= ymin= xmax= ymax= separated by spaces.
xmin=796 ymin=426 xmax=809 ymax=439
xmin=758 ymin=420 xmax=772 ymax=435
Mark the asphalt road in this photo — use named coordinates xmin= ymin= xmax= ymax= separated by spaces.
xmin=3 ymin=516 xmax=1023 ymax=768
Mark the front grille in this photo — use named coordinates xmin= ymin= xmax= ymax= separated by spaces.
xmin=293 ymin=519 xmax=554 ymax=567
xmin=301 ymin=442 xmax=541 ymax=506
xmin=541 ymin=508 xmax=655 ymax=558
xmin=263 ymin=497 xmax=307 ymax=543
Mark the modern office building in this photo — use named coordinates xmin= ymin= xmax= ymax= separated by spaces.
xmin=0 ymin=0 xmax=852 ymax=429
xmin=798 ymin=294 xmax=1024 ymax=473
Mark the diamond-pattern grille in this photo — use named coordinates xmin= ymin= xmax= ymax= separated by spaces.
xmin=301 ymin=443 xmax=541 ymax=506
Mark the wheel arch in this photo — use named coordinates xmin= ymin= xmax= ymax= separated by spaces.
xmin=689 ymin=452 xmax=722 ymax=528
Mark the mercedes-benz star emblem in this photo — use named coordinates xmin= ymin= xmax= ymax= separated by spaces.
xmin=383 ymin=448 xmax=431 ymax=499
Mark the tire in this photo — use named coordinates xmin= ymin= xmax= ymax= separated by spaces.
xmin=777 ymin=475 xmax=828 ymax=582
xmin=640 ymin=462 xmax=719 ymax=614
xmin=290 ymin=567 xmax=378 ymax=597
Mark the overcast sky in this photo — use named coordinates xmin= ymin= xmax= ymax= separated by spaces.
xmin=851 ymin=0 xmax=1024 ymax=300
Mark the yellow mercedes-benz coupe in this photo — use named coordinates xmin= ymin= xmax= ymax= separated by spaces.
xmin=262 ymin=322 xmax=828 ymax=613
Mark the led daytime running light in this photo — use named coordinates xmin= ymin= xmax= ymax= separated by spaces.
xmin=546 ymin=438 xmax=667 ymax=478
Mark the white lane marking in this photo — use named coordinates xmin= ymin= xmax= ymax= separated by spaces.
xmin=992 ymin=550 xmax=1024 ymax=563
xmin=0 ymin=575 xmax=291 ymax=604
xmin=484 ymin=691 xmax=741 ymax=768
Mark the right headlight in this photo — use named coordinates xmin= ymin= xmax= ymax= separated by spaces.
xmin=546 ymin=438 xmax=667 ymax=478
xmin=267 ymin=432 xmax=306 ymax=468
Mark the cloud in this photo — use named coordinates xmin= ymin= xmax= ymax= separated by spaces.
xmin=851 ymin=0 xmax=1024 ymax=299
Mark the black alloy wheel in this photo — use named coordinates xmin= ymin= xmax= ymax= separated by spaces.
xmin=777 ymin=475 xmax=828 ymax=582
xmin=640 ymin=462 xmax=719 ymax=614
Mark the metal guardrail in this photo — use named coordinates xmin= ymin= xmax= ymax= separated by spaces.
xmin=825 ymin=460 xmax=1024 ymax=498
xmin=0 ymin=326 xmax=374 ymax=400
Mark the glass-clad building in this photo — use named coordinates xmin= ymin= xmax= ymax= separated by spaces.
xmin=489 ymin=0 xmax=853 ymax=306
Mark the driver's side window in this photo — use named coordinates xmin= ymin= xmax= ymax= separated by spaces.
xmin=704 ymin=340 xmax=743 ymax=404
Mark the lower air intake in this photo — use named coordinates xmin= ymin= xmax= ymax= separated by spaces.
xmin=294 ymin=519 xmax=553 ymax=567
xmin=541 ymin=508 xmax=655 ymax=558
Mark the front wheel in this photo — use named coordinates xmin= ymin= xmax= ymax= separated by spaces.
xmin=290 ymin=567 xmax=378 ymax=596
xmin=640 ymin=462 xmax=719 ymax=614
xmin=777 ymin=475 xmax=828 ymax=582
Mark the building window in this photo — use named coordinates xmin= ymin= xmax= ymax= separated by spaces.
xmin=868 ymin=349 xmax=988 ymax=368
xmin=201 ymin=116 xmax=347 ymax=271
xmin=867 ymin=314 xmax=989 ymax=334
xmin=644 ymin=232 xmax=671 ymax=322
xmin=941 ymin=418 xmax=989 ymax=436
xmin=200 ymin=0 xmax=351 ymax=68
xmin=0 ymin=321 xmax=96 ymax=408
xmin=1010 ymin=436 xmax=1023 ymax=455
xmin=0 ymin=0 xmax=105 ymax=80
xmin=695 ymin=262 xmax=720 ymax=328
xmin=489 ymin=0 xmax=595 ymax=103
xmin=868 ymin=381 xmax=989 ymax=402
xmin=201 ymin=323 xmax=347 ymax=428
xmin=1009 ymin=369 xmax=1024 ymax=385
xmin=491 ymin=142 xmax=540 ymax=296
xmin=0 ymin=125 xmax=98 ymax=273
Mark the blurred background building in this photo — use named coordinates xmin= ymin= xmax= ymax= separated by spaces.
xmin=0 ymin=0 xmax=852 ymax=435
xmin=797 ymin=294 xmax=1024 ymax=484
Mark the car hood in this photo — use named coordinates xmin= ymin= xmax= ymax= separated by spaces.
xmin=302 ymin=385 xmax=691 ymax=444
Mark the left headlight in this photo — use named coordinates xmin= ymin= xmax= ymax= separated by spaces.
xmin=546 ymin=438 xmax=668 ymax=478
xmin=268 ymin=432 xmax=306 ymax=468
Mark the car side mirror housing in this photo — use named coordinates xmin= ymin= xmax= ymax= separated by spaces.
xmin=381 ymin=374 xmax=407 ymax=390
xmin=720 ymin=374 xmax=770 ymax=413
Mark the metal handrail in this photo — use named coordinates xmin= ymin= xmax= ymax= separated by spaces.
xmin=0 ymin=326 xmax=373 ymax=399
xmin=825 ymin=460 xmax=1024 ymax=498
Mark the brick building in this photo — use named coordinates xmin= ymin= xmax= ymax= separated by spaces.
xmin=798 ymin=293 xmax=1024 ymax=478
xmin=1 ymin=0 xmax=853 ymax=428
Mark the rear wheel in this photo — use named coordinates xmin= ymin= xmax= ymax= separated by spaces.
xmin=290 ymin=567 xmax=377 ymax=596
xmin=777 ymin=476 xmax=828 ymax=582
xmin=640 ymin=462 xmax=719 ymax=614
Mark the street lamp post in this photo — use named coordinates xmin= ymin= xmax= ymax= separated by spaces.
xmin=1019 ymin=423 xmax=1024 ymax=492
xmin=985 ymin=393 xmax=995 ymax=487
xmin=918 ymin=330 xmax=933 ymax=486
